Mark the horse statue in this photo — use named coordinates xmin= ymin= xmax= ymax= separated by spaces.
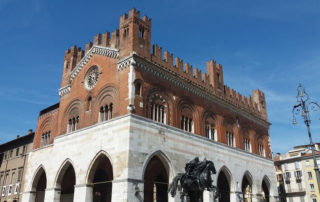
xmin=168 ymin=157 xmax=219 ymax=202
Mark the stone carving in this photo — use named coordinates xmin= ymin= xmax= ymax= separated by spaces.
xmin=168 ymin=157 xmax=218 ymax=202
xmin=58 ymin=85 xmax=71 ymax=97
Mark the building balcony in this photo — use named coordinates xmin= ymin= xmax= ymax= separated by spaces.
xmin=286 ymin=188 xmax=306 ymax=196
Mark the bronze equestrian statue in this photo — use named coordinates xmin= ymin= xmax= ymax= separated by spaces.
xmin=168 ymin=157 xmax=219 ymax=202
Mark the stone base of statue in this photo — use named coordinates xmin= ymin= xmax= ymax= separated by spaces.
xmin=180 ymin=191 xmax=203 ymax=202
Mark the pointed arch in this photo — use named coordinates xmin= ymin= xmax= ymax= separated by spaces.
xmin=31 ymin=165 xmax=47 ymax=192
xmin=142 ymin=150 xmax=172 ymax=180
xmin=242 ymin=171 xmax=253 ymax=202
xmin=54 ymin=159 xmax=75 ymax=188
xmin=86 ymin=150 xmax=114 ymax=184
xmin=86 ymin=150 xmax=113 ymax=202
xmin=55 ymin=159 xmax=76 ymax=202
xmin=216 ymin=165 xmax=233 ymax=202
xmin=262 ymin=175 xmax=271 ymax=191
xmin=242 ymin=170 xmax=253 ymax=185
xmin=143 ymin=150 xmax=170 ymax=202
xmin=261 ymin=175 xmax=271 ymax=202
xmin=216 ymin=166 xmax=233 ymax=188
xmin=31 ymin=165 xmax=47 ymax=202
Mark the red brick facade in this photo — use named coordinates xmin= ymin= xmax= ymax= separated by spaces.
xmin=33 ymin=8 xmax=271 ymax=159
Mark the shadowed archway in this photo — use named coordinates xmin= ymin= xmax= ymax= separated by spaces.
xmin=217 ymin=167 xmax=231 ymax=202
xmin=56 ymin=161 xmax=76 ymax=202
xmin=242 ymin=171 xmax=253 ymax=202
xmin=144 ymin=155 xmax=169 ymax=202
xmin=31 ymin=166 xmax=47 ymax=202
xmin=87 ymin=152 xmax=113 ymax=202
xmin=262 ymin=176 xmax=270 ymax=202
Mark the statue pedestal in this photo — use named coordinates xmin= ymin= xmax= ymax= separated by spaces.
xmin=203 ymin=190 xmax=213 ymax=202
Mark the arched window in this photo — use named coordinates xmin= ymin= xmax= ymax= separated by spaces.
xmin=87 ymin=96 xmax=92 ymax=111
xmin=148 ymin=93 xmax=167 ymax=124
xmin=259 ymin=144 xmax=265 ymax=157
xmin=123 ymin=27 xmax=129 ymax=38
xmin=139 ymin=27 xmax=145 ymax=39
xmin=181 ymin=115 xmax=193 ymax=132
xmin=226 ymin=131 xmax=235 ymax=147
xmin=40 ymin=131 xmax=51 ymax=147
xmin=151 ymin=104 xmax=165 ymax=123
xmin=11 ymin=172 xmax=15 ymax=184
xmin=244 ymin=138 xmax=251 ymax=152
xmin=99 ymin=103 xmax=113 ymax=122
xmin=135 ymin=82 xmax=142 ymax=96
xmin=179 ymin=103 xmax=194 ymax=133
xmin=205 ymin=123 xmax=216 ymax=140
xmin=204 ymin=113 xmax=216 ymax=141
xmin=68 ymin=116 xmax=79 ymax=133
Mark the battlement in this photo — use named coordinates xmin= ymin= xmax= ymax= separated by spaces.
xmin=63 ymin=29 xmax=120 ymax=69
xmin=149 ymin=43 xmax=267 ymax=121
xmin=64 ymin=45 xmax=84 ymax=70
xmin=120 ymin=8 xmax=151 ymax=25
xmin=60 ymin=8 xmax=267 ymax=121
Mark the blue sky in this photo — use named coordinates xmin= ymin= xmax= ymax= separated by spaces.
xmin=0 ymin=0 xmax=319 ymax=154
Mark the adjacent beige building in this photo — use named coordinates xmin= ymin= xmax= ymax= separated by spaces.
xmin=274 ymin=144 xmax=320 ymax=202
xmin=0 ymin=131 xmax=34 ymax=202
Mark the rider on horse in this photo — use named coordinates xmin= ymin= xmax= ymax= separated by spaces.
xmin=185 ymin=157 xmax=200 ymax=176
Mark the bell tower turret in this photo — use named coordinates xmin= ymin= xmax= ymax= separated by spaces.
xmin=119 ymin=8 xmax=152 ymax=59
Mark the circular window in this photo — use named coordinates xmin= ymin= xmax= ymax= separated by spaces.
xmin=84 ymin=66 xmax=100 ymax=90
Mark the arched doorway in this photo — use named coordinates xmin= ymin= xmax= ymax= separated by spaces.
xmin=87 ymin=153 xmax=113 ymax=202
xmin=56 ymin=162 xmax=76 ymax=202
xmin=144 ymin=155 xmax=169 ymax=202
xmin=217 ymin=168 xmax=230 ymax=202
xmin=261 ymin=176 xmax=270 ymax=202
xmin=242 ymin=172 xmax=252 ymax=202
xmin=31 ymin=167 xmax=47 ymax=202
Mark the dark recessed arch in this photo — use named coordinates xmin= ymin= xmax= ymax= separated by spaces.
xmin=143 ymin=153 xmax=169 ymax=202
xmin=55 ymin=160 xmax=76 ymax=202
xmin=242 ymin=171 xmax=253 ymax=202
xmin=262 ymin=175 xmax=271 ymax=202
xmin=31 ymin=165 xmax=47 ymax=202
xmin=217 ymin=166 xmax=232 ymax=202
xmin=87 ymin=151 xmax=113 ymax=202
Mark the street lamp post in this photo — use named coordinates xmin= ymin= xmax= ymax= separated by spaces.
xmin=292 ymin=83 xmax=320 ymax=193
